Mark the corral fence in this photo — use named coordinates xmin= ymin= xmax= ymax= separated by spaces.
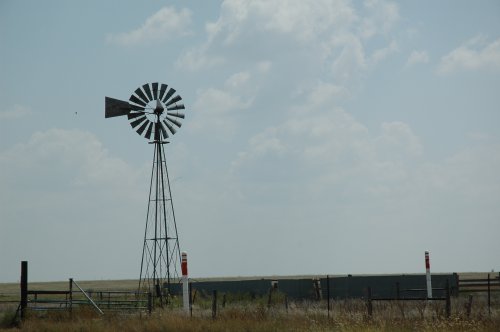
xmin=11 ymin=262 xmax=152 ymax=323
xmin=21 ymin=278 xmax=152 ymax=318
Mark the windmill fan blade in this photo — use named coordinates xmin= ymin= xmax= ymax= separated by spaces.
xmin=160 ymin=122 xmax=169 ymax=139
xmin=144 ymin=122 xmax=154 ymax=139
xmin=143 ymin=84 xmax=153 ymax=101
xmin=163 ymin=120 xmax=177 ymax=135
xmin=136 ymin=120 xmax=150 ymax=135
xmin=166 ymin=111 xmax=185 ymax=119
xmin=167 ymin=103 xmax=185 ymax=111
xmin=159 ymin=84 xmax=168 ymax=101
xmin=166 ymin=116 xmax=182 ymax=128
xmin=129 ymin=95 xmax=147 ymax=107
xmin=127 ymin=111 xmax=145 ymax=120
xmin=162 ymin=88 xmax=176 ymax=103
xmin=165 ymin=95 xmax=182 ymax=107
xmin=130 ymin=115 xmax=147 ymax=128
xmin=134 ymin=88 xmax=149 ymax=105
xmin=152 ymin=83 xmax=159 ymax=100
xmin=105 ymin=97 xmax=131 ymax=118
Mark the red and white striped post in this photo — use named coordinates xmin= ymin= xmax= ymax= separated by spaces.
xmin=181 ymin=252 xmax=189 ymax=312
xmin=425 ymin=251 xmax=433 ymax=299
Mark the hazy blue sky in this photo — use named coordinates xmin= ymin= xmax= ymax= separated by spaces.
xmin=1 ymin=1 xmax=499 ymax=282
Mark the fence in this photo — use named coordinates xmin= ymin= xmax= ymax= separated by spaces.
xmin=183 ymin=273 xmax=459 ymax=301
xmin=458 ymin=273 xmax=500 ymax=315
xmin=364 ymin=281 xmax=452 ymax=318
xmin=22 ymin=279 xmax=152 ymax=317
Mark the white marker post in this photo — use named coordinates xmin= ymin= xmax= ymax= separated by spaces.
xmin=181 ymin=252 xmax=189 ymax=312
xmin=425 ymin=251 xmax=432 ymax=299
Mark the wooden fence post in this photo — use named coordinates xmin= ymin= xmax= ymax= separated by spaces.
xmin=212 ymin=290 xmax=217 ymax=319
xmin=20 ymin=261 xmax=28 ymax=321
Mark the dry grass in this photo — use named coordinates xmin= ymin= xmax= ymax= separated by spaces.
xmin=1 ymin=295 xmax=498 ymax=332
xmin=2 ymin=306 xmax=498 ymax=332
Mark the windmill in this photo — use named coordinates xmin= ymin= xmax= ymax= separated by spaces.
xmin=105 ymin=82 xmax=185 ymax=306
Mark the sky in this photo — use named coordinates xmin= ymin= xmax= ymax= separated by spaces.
xmin=1 ymin=0 xmax=499 ymax=282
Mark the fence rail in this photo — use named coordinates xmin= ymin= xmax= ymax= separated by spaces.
xmin=458 ymin=273 xmax=500 ymax=315
xmin=21 ymin=279 xmax=151 ymax=316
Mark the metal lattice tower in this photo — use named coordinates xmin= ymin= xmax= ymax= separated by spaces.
xmin=139 ymin=130 xmax=180 ymax=302
xmin=105 ymin=82 xmax=185 ymax=305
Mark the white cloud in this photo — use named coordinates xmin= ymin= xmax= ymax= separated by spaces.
xmin=107 ymin=6 xmax=192 ymax=45
xmin=375 ymin=121 xmax=423 ymax=158
xmin=225 ymin=71 xmax=251 ymax=88
xmin=193 ymin=88 xmax=252 ymax=115
xmin=0 ymin=104 xmax=32 ymax=120
xmin=176 ymin=43 xmax=225 ymax=71
xmin=406 ymin=50 xmax=429 ymax=67
xmin=207 ymin=0 xmax=358 ymax=44
xmin=359 ymin=0 xmax=400 ymax=39
xmin=437 ymin=36 xmax=500 ymax=74
xmin=0 ymin=129 xmax=146 ymax=192
xmin=178 ymin=0 xmax=400 ymax=84
xmin=370 ymin=40 xmax=398 ymax=64
xmin=256 ymin=60 xmax=272 ymax=73
xmin=189 ymin=87 xmax=253 ymax=138
xmin=328 ymin=33 xmax=367 ymax=80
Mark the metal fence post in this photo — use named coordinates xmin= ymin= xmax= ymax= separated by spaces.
xmin=267 ymin=287 xmax=273 ymax=308
xmin=69 ymin=278 xmax=73 ymax=316
xmin=487 ymin=274 xmax=491 ymax=316
xmin=445 ymin=279 xmax=451 ymax=318
xmin=327 ymin=275 xmax=330 ymax=318
xmin=189 ymin=282 xmax=193 ymax=317
xmin=466 ymin=295 xmax=473 ymax=317
xmin=367 ymin=287 xmax=373 ymax=317
xmin=147 ymin=292 xmax=152 ymax=314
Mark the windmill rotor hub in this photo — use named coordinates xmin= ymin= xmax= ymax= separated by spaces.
xmin=154 ymin=101 xmax=164 ymax=116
